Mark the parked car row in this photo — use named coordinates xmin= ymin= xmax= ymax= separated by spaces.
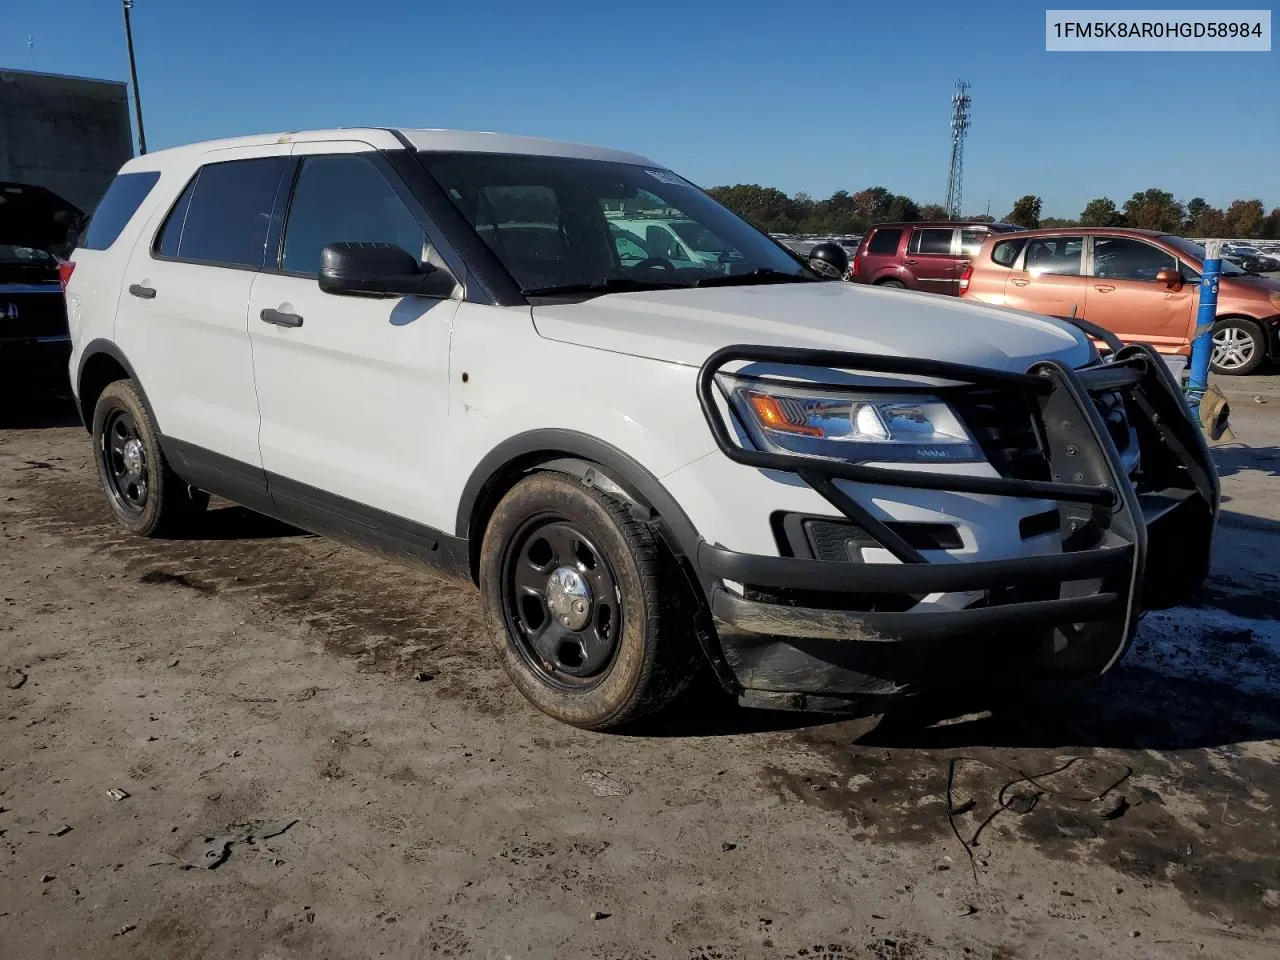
xmin=56 ymin=127 xmax=1217 ymax=729
xmin=849 ymin=221 xmax=1280 ymax=376
xmin=0 ymin=182 xmax=82 ymax=393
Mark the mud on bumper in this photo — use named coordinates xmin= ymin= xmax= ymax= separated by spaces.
xmin=694 ymin=341 xmax=1220 ymax=712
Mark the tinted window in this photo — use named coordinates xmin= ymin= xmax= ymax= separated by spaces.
xmin=154 ymin=176 xmax=198 ymax=259
xmin=80 ymin=172 xmax=160 ymax=250
xmin=991 ymin=237 xmax=1026 ymax=267
xmin=909 ymin=228 xmax=954 ymax=255
xmin=282 ymin=155 xmax=425 ymax=276
xmin=1025 ymin=236 xmax=1083 ymax=276
xmin=960 ymin=228 xmax=987 ymax=257
xmin=1092 ymin=237 xmax=1177 ymax=282
xmin=866 ymin=228 xmax=902 ymax=256
xmin=422 ymin=152 xmax=802 ymax=294
xmin=177 ymin=157 xmax=288 ymax=268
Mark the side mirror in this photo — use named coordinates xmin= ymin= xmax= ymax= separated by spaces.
xmin=318 ymin=242 xmax=456 ymax=299
xmin=807 ymin=241 xmax=850 ymax=280
xmin=1155 ymin=267 xmax=1183 ymax=289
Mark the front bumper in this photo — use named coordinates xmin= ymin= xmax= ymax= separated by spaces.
xmin=694 ymin=342 xmax=1219 ymax=712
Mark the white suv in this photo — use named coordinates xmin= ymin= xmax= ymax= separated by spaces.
xmin=65 ymin=128 xmax=1218 ymax=729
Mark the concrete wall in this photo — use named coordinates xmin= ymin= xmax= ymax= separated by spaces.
xmin=0 ymin=69 xmax=134 ymax=215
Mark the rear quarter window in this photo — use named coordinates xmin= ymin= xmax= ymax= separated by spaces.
xmin=866 ymin=228 xmax=902 ymax=256
xmin=167 ymin=157 xmax=289 ymax=269
xmin=991 ymin=237 xmax=1027 ymax=267
xmin=80 ymin=172 xmax=161 ymax=250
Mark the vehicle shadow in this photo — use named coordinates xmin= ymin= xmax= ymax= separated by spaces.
xmin=1213 ymin=442 xmax=1280 ymax=478
xmin=848 ymin=666 xmax=1280 ymax=753
xmin=184 ymin=503 xmax=309 ymax=542
xmin=634 ymin=660 xmax=1280 ymax=751
xmin=0 ymin=390 xmax=82 ymax=430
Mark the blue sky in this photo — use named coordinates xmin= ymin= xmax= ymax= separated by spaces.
xmin=4 ymin=0 xmax=1276 ymax=218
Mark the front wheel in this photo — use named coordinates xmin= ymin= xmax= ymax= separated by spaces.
xmin=1210 ymin=318 xmax=1266 ymax=375
xmin=478 ymin=472 xmax=700 ymax=730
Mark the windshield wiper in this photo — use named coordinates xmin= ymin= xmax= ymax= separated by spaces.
xmin=694 ymin=268 xmax=817 ymax=288
xmin=521 ymin=277 xmax=686 ymax=298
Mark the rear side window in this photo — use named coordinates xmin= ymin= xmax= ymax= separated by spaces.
xmin=991 ymin=237 xmax=1026 ymax=267
xmin=909 ymin=228 xmax=954 ymax=255
xmin=959 ymin=228 xmax=987 ymax=257
xmin=866 ymin=228 xmax=902 ymax=255
xmin=1025 ymin=236 xmax=1084 ymax=277
xmin=167 ymin=157 xmax=288 ymax=268
xmin=80 ymin=172 xmax=161 ymax=250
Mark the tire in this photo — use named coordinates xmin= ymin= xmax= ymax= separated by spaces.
xmin=478 ymin=471 xmax=701 ymax=730
xmin=91 ymin=379 xmax=208 ymax=537
xmin=877 ymin=279 xmax=907 ymax=289
xmin=1210 ymin=318 xmax=1266 ymax=376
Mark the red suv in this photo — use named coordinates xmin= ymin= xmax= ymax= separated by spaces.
xmin=851 ymin=221 xmax=1024 ymax=295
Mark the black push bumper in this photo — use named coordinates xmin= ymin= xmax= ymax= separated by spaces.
xmin=694 ymin=341 xmax=1219 ymax=712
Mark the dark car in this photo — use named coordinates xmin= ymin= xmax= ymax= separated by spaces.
xmin=851 ymin=220 xmax=1024 ymax=295
xmin=0 ymin=182 xmax=83 ymax=393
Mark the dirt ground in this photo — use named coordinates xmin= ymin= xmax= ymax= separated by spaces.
xmin=2 ymin=373 xmax=1278 ymax=960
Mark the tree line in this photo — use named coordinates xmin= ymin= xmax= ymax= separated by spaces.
xmin=705 ymin=183 xmax=1280 ymax=239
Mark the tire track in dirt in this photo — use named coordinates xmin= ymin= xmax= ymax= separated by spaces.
xmin=13 ymin=461 xmax=512 ymax=716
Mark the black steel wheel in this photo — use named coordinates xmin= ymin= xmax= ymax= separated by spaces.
xmin=479 ymin=471 xmax=701 ymax=730
xmin=503 ymin=518 xmax=622 ymax=686
xmin=101 ymin=408 xmax=149 ymax=514
xmin=91 ymin=379 xmax=207 ymax=537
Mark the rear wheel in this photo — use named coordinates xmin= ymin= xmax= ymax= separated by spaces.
xmin=92 ymin=380 xmax=208 ymax=536
xmin=478 ymin=471 xmax=700 ymax=730
xmin=877 ymin=279 xmax=907 ymax=289
xmin=1210 ymin=318 xmax=1266 ymax=375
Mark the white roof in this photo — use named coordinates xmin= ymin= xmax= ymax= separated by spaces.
xmin=122 ymin=127 xmax=658 ymax=172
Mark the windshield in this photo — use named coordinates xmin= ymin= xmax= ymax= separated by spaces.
xmin=669 ymin=220 xmax=734 ymax=254
xmin=419 ymin=152 xmax=813 ymax=296
xmin=1158 ymin=235 xmax=1246 ymax=275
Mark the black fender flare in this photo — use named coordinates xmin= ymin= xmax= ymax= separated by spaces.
xmin=455 ymin=429 xmax=704 ymax=565
xmin=75 ymin=339 xmax=162 ymax=434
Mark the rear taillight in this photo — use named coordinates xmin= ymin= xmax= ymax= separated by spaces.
xmin=851 ymin=257 xmax=860 ymax=278
xmin=58 ymin=260 xmax=76 ymax=292
xmin=958 ymin=263 xmax=973 ymax=295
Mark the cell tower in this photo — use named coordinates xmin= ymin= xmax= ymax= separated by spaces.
xmin=944 ymin=80 xmax=971 ymax=220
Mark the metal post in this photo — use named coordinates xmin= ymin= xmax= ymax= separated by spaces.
xmin=122 ymin=0 xmax=147 ymax=155
xmin=1185 ymin=239 xmax=1221 ymax=420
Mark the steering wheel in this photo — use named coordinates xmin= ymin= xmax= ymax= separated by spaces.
xmin=632 ymin=257 xmax=675 ymax=271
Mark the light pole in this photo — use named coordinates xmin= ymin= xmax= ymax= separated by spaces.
xmin=122 ymin=0 xmax=147 ymax=154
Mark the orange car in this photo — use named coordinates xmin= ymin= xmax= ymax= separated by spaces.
xmin=961 ymin=227 xmax=1280 ymax=375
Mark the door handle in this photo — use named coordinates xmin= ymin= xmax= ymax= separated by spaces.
xmin=903 ymin=258 xmax=918 ymax=265
xmin=1010 ymin=278 xmax=1029 ymax=287
xmin=260 ymin=308 xmax=304 ymax=328
xmin=1094 ymin=284 xmax=1115 ymax=293
xmin=128 ymin=283 xmax=156 ymax=299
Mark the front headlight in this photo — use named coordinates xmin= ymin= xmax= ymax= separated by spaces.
xmin=718 ymin=373 xmax=981 ymax=464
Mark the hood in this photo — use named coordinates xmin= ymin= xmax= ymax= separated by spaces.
xmin=532 ymin=282 xmax=1092 ymax=373
xmin=0 ymin=182 xmax=84 ymax=253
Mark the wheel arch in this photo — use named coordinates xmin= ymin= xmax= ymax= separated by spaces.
xmin=75 ymin=340 xmax=161 ymax=434
xmin=456 ymin=430 xmax=704 ymax=586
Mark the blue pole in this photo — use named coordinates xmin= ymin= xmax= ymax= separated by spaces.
xmin=1186 ymin=239 xmax=1221 ymax=420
